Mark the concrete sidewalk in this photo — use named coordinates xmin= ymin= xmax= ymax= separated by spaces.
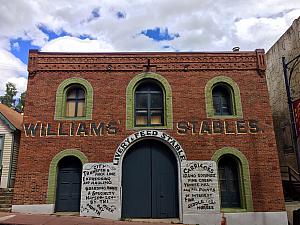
xmin=0 ymin=212 xmax=182 ymax=225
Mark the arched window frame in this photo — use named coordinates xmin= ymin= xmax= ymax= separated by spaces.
xmin=205 ymin=76 xmax=243 ymax=118
xmin=55 ymin=78 xmax=93 ymax=120
xmin=126 ymin=73 xmax=173 ymax=130
xmin=212 ymin=147 xmax=253 ymax=212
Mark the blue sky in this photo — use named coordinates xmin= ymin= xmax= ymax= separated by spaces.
xmin=0 ymin=0 xmax=299 ymax=96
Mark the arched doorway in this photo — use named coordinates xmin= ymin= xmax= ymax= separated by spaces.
xmin=121 ymin=139 xmax=179 ymax=218
xmin=55 ymin=156 xmax=82 ymax=212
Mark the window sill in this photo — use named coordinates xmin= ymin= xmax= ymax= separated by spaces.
xmin=207 ymin=115 xmax=243 ymax=119
xmin=130 ymin=126 xmax=170 ymax=130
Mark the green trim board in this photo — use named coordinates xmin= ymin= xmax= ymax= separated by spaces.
xmin=47 ymin=149 xmax=88 ymax=204
xmin=205 ymin=76 xmax=243 ymax=118
xmin=54 ymin=77 xmax=93 ymax=120
xmin=211 ymin=147 xmax=253 ymax=213
xmin=126 ymin=72 xmax=173 ymax=130
xmin=0 ymin=113 xmax=16 ymax=131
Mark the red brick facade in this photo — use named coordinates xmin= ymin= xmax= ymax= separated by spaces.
xmin=14 ymin=50 xmax=285 ymax=212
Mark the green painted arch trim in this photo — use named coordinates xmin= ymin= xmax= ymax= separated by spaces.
xmin=47 ymin=149 xmax=88 ymax=204
xmin=126 ymin=72 xmax=173 ymax=129
xmin=205 ymin=76 xmax=243 ymax=118
xmin=54 ymin=77 xmax=93 ymax=120
xmin=212 ymin=147 xmax=253 ymax=212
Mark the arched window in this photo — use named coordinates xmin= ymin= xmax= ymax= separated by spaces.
xmin=205 ymin=76 xmax=243 ymax=118
xmin=65 ymin=86 xmax=86 ymax=117
xmin=218 ymin=155 xmax=241 ymax=208
xmin=212 ymin=85 xmax=232 ymax=115
xmin=135 ymin=80 xmax=164 ymax=126
xmin=55 ymin=78 xmax=93 ymax=120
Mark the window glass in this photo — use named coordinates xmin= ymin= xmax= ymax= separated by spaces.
xmin=66 ymin=101 xmax=76 ymax=117
xmin=77 ymin=89 xmax=85 ymax=99
xmin=135 ymin=81 xmax=164 ymax=126
xmin=150 ymin=111 xmax=163 ymax=125
xmin=151 ymin=93 xmax=163 ymax=108
xmin=212 ymin=85 xmax=232 ymax=116
xmin=77 ymin=101 xmax=85 ymax=117
xmin=66 ymin=86 xmax=86 ymax=117
xmin=136 ymin=94 xmax=148 ymax=109
xmin=136 ymin=112 xmax=148 ymax=125
xmin=218 ymin=156 xmax=241 ymax=208
xmin=67 ymin=89 xmax=76 ymax=99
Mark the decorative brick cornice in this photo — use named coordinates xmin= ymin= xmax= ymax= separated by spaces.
xmin=27 ymin=51 xmax=266 ymax=73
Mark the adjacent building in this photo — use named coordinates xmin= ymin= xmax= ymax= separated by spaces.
xmin=266 ymin=16 xmax=300 ymax=173
xmin=0 ymin=103 xmax=22 ymax=188
xmin=12 ymin=50 xmax=287 ymax=224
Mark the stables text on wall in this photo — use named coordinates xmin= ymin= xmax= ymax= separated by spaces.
xmin=23 ymin=119 xmax=262 ymax=137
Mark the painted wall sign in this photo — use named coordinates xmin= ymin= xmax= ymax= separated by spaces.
xmin=24 ymin=119 xmax=262 ymax=137
xmin=113 ymin=130 xmax=186 ymax=165
xmin=181 ymin=160 xmax=220 ymax=224
xmin=23 ymin=120 xmax=120 ymax=137
xmin=177 ymin=119 xmax=261 ymax=135
xmin=80 ymin=163 xmax=121 ymax=219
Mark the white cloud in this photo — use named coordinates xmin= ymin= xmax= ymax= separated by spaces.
xmin=0 ymin=0 xmax=300 ymax=95
xmin=1 ymin=0 xmax=299 ymax=52
xmin=41 ymin=36 xmax=114 ymax=52
xmin=233 ymin=9 xmax=300 ymax=50
xmin=0 ymin=50 xmax=27 ymax=96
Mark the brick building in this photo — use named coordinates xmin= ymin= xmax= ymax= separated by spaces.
xmin=12 ymin=50 xmax=287 ymax=224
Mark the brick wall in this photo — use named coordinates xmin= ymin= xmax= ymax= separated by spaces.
xmin=13 ymin=50 xmax=285 ymax=211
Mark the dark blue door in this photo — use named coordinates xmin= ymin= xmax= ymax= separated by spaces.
xmin=122 ymin=140 xmax=179 ymax=218
xmin=55 ymin=156 xmax=82 ymax=212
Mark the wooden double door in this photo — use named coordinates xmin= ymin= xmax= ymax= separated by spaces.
xmin=122 ymin=140 xmax=179 ymax=218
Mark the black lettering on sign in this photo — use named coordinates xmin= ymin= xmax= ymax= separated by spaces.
xmin=81 ymin=163 xmax=119 ymax=217
xmin=140 ymin=130 xmax=145 ymax=137
xmin=182 ymin=161 xmax=218 ymax=213
xmin=152 ymin=130 xmax=158 ymax=136
xmin=177 ymin=121 xmax=188 ymax=134
xmin=24 ymin=123 xmax=39 ymax=137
